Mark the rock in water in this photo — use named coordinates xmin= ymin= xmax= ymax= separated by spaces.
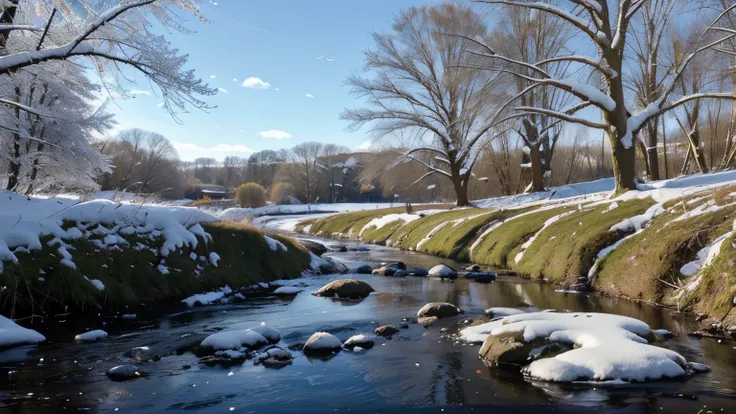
xmin=75 ymin=330 xmax=108 ymax=342
xmin=392 ymin=269 xmax=407 ymax=277
xmin=127 ymin=346 xmax=155 ymax=362
xmin=343 ymin=334 xmax=374 ymax=350
xmin=406 ymin=268 xmax=429 ymax=277
xmin=303 ymin=332 xmax=342 ymax=355
xmin=374 ymin=325 xmax=399 ymax=337
xmin=314 ymin=279 xmax=375 ymax=299
xmin=107 ymin=365 xmax=142 ymax=381
xmin=200 ymin=330 xmax=269 ymax=351
xmin=301 ymin=240 xmax=328 ymax=256
xmin=372 ymin=262 xmax=406 ymax=276
xmin=355 ymin=264 xmax=373 ymax=274
xmin=255 ymin=347 xmax=293 ymax=367
xmin=250 ymin=325 xmax=281 ymax=343
xmin=429 ymin=264 xmax=457 ymax=279
xmin=464 ymin=272 xmax=496 ymax=283
xmin=417 ymin=302 xmax=462 ymax=318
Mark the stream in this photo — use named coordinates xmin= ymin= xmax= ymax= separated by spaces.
xmin=2 ymin=215 xmax=736 ymax=413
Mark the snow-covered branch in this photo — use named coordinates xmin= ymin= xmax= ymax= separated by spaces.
xmin=514 ymin=106 xmax=608 ymax=129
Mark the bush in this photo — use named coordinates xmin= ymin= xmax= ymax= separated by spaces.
xmin=236 ymin=182 xmax=267 ymax=208
xmin=270 ymin=182 xmax=298 ymax=204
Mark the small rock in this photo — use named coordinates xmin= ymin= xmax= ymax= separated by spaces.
xmin=301 ymin=240 xmax=328 ymax=256
xmin=314 ymin=279 xmax=375 ymax=299
xmin=400 ymin=323 xmax=409 ymax=329
xmin=406 ymin=268 xmax=429 ymax=277
xmin=126 ymin=346 xmax=155 ymax=362
xmin=466 ymin=264 xmax=481 ymax=272
xmin=417 ymin=302 xmax=462 ymax=318
xmin=343 ymin=334 xmax=374 ymax=350
xmin=463 ymin=272 xmax=496 ymax=283
xmin=418 ymin=316 xmax=438 ymax=327
xmin=428 ymin=264 xmax=457 ymax=279
xmin=392 ymin=269 xmax=407 ymax=277
xmin=250 ymin=326 xmax=281 ymax=343
xmin=303 ymin=332 xmax=342 ymax=355
xmin=355 ymin=264 xmax=373 ymax=274
xmin=337 ymin=245 xmax=348 ymax=252
xmin=107 ymin=365 xmax=142 ymax=381
xmin=374 ymin=325 xmax=399 ymax=337
xmin=255 ymin=347 xmax=293 ymax=367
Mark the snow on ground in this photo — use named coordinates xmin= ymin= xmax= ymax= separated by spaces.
xmin=0 ymin=315 xmax=46 ymax=348
xmin=460 ymin=319 xmax=503 ymax=344
xmin=675 ymin=220 xmax=736 ymax=297
xmin=181 ymin=286 xmax=233 ymax=307
xmin=75 ymin=330 xmax=108 ymax=342
xmin=0 ymin=192 xmax=217 ymax=272
xmin=216 ymin=203 xmax=405 ymax=222
xmin=359 ymin=213 xmax=422 ymax=238
xmin=273 ymin=286 xmax=304 ymax=295
xmin=485 ymin=307 xmax=528 ymax=317
xmin=487 ymin=312 xmax=697 ymax=383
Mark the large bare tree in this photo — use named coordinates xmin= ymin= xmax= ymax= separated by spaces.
xmin=466 ymin=0 xmax=736 ymax=194
xmin=342 ymin=3 xmax=502 ymax=206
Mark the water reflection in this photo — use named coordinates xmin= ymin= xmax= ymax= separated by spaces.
xmin=2 ymin=236 xmax=736 ymax=413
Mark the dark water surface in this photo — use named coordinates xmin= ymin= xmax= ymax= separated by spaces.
xmin=1 ymin=236 xmax=735 ymax=414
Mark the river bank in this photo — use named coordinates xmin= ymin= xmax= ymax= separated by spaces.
xmin=2 ymin=235 xmax=736 ymax=413
xmin=293 ymin=174 xmax=736 ymax=333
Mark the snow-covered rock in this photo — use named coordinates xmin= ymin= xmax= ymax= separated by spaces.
xmin=200 ymin=330 xmax=268 ymax=351
xmin=314 ymin=279 xmax=374 ymax=299
xmin=303 ymin=332 xmax=342 ymax=355
xmin=75 ymin=330 xmax=108 ymax=342
xmin=417 ymin=302 xmax=461 ymax=318
xmin=181 ymin=285 xmax=232 ymax=307
xmin=273 ymin=286 xmax=304 ymax=296
xmin=484 ymin=307 xmax=527 ymax=318
xmin=0 ymin=315 xmax=46 ymax=348
xmin=428 ymin=264 xmax=457 ymax=278
xmin=479 ymin=312 xmax=704 ymax=383
xmin=107 ymin=365 xmax=142 ymax=381
xmin=255 ymin=347 xmax=293 ymax=367
xmin=343 ymin=334 xmax=374 ymax=350
xmin=249 ymin=325 xmax=281 ymax=343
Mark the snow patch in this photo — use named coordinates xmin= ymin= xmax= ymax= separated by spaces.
xmin=0 ymin=315 xmax=46 ymax=348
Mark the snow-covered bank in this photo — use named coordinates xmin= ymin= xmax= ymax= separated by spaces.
xmin=216 ymin=203 xmax=401 ymax=222
xmin=0 ymin=315 xmax=45 ymax=348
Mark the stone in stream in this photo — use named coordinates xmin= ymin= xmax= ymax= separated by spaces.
xmin=314 ymin=279 xmax=375 ymax=299
xmin=303 ymin=332 xmax=342 ymax=355
xmin=255 ymin=347 xmax=293 ymax=367
xmin=428 ymin=264 xmax=457 ymax=280
xmin=465 ymin=264 xmax=481 ymax=272
xmin=355 ymin=264 xmax=373 ymax=274
xmin=463 ymin=272 xmax=497 ymax=283
xmin=200 ymin=349 xmax=248 ymax=366
xmin=343 ymin=334 xmax=374 ymax=350
xmin=406 ymin=267 xmax=429 ymax=277
xmin=126 ymin=346 xmax=156 ymax=362
xmin=107 ymin=365 xmax=143 ymax=381
xmin=372 ymin=262 xmax=406 ymax=276
xmin=392 ymin=269 xmax=407 ymax=277
xmin=300 ymin=240 xmax=328 ymax=256
xmin=417 ymin=302 xmax=462 ymax=318
xmin=250 ymin=325 xmax=281 ymax=343
xmin=374 ymin=325 xmax=400 ymax=337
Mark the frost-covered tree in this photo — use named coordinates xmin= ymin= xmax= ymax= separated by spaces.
xmin=342 ymin=3 xmax=503 ymax=206
xmin=0 ymin=0 xmax=216 ymax=147
xmin=468 ymin=0 xmax=736 ymax=194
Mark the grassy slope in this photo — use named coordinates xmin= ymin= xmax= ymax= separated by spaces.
xmin=513 ymin=198 xmax=654 ymax=285
xmin=470 ymin=206 xmax=576 ymax=268
xmin=389 ymin=208 xmax=487 ymax=250
xmin=0 ymin=221 xmax=310 ymax=317
xmin=595 ymin=191 xmax=736 ymax=303
xmin=686 ymin=231 xmax=736 ymax=323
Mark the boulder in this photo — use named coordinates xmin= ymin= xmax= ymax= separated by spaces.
xmin=428 ymin=264 xmax=457 ymax=279
xmin=417 ymin=302 xmax=462 ymax=318
xmin=250 ymin=325 xmax=281 ymax=343
xmin=255 ymin=347 xmax=293 ymax=367
xmin=374 ymin=325 xmax=400 ymax=337
xmin=303 ymin=332 xmax=342 ymax=355
xmin=355 ymin=264 xmax=373 ymax=274
xmin=479 ymin=333 xmax=564 ymax=367
xmin=406 ymin=268 xmax=429 ymax=277
xmin=314 ymin=279 xmax=375 ymax=299
xmin=106 ymin=365 xmax=143 ymax=381
xmin=301 ymin=240 xmax=327 ymax=256
xmin=374 ymin=262 xmax=407 ymax=276
xmin=200 ymin=330 xmax=268 ymax=351
xmin=463 ymin=272 xmax=497 ymax=283
xmin=343 ymin=334 xmax=374 ymax=350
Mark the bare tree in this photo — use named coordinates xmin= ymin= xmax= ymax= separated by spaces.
xmin=289 ymin=142 xmax=324 ymax=203
xmin=342 ymin=3 xmax=502 ymax=206
xmin=467 ymin=0 xmax=736 ymax=194
xmin=139 ymin=133 xmax=178 ymax=192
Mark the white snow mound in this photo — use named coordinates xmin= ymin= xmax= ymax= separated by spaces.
xmin=0 ymin=315 xmax=46 ymax=348
xmin=200 ymin=330 xmax=268 ymax=350
xmin=75 ymin=330 xmax=108 ymax=342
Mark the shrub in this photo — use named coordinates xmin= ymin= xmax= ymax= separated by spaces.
xmin=236 ymin=182 xmax=267 ymax=208
xmin=270 ymin=182 xmax=298 ymax=203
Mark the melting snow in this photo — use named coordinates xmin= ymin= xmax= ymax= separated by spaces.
xmin=0 ymin=315 xmax=46 ymax=348
xmin=181 ymin=285 xmax=233 ymax=307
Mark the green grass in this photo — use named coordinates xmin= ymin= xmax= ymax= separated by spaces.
xmin=0 ymin=221 xmax=310 ymax=319
xmin=388 ymin=208 xmax=488 ymax=250
xmin=513 ymin=198 xmax=655 ymax=285
xmin=685 ymin=231 xmax=736 ymax=322
xmin=595 ymin=200 xmax=736 ymax=303
xmin=360 ymin=220 xmax=405 ymax=244
xmin=470 ymin=206 xmax=577 ymax=268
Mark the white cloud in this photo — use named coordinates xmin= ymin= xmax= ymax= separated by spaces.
xmin=233 ymin=78 xmax=238 ymax=82
xmin=358 ymin=140 xmax=372 ymax=150
xmin=242 ymin=77 xmax=271 ymax=89
xmin=305 ymin=93 xmax=314 ymax=98
xmin=260 ymin=129 xmax=292 ymax=140
xmin=172 ymin=141 xmax=253 ymax=153
xmin=156 ymin=102 xmax=165 ymax=108
xmin=275 ymin=88 xmax=280 ymax=91
xmin=218 ymin=88 xmax=228 ymax=93
xmin=210 ymin=74 xmax=217 ymax=79
xmin=129 ymin=89 xmax=151 ymax=95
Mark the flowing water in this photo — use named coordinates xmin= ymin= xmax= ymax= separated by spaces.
xmin=2 ymin=225 xmax=736 ymax=413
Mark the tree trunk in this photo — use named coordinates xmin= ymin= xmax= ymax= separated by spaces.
xmin=529 ymin=145 xmax=545 ymax=192
xmin=645 ymin=121 xmax=660 ymax=181
xmin=451 ymin=172 xmax=469 ymax=207
xmin=610 ymin=134 xmax=638 ymax=193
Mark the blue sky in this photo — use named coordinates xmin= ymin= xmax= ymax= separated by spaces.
xmin=109 ymin=0 xmax=441 ymax=161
